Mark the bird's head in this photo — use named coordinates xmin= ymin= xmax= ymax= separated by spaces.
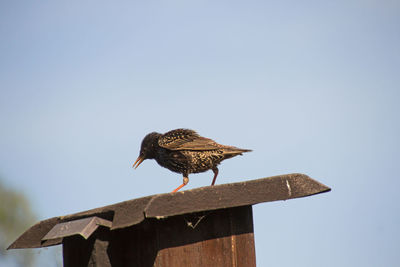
xmin=132 ymin=132 xmax=161 ymax=169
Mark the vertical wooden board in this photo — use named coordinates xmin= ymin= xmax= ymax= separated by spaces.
xmin=229 ymin=207 xmax=256 ymax=266
xmin=153 ymin=206 xmax=256 ymax=267
xmin=107 ymin=222 xmax=159 ymax=267
xmin=234 ymin=232 xmax=256 ymax=266
xmin=91 ymin=238 xmax=112 ymax=267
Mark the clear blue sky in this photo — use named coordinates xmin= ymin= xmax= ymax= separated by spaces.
xmin=1 ymin=1 xmax=399 ymax=266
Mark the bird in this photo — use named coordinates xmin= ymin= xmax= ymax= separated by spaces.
xmin=132 ymin=129 xmax=252 ymax=192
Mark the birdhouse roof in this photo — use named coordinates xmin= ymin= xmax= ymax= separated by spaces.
xmin=8 ymin=173 xmax=330 ymax=250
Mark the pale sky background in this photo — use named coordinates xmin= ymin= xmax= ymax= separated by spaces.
xmin=1 ymin=1 xmax=399 ymax=266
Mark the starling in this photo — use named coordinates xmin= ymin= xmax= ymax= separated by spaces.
xmin=132 ymin=129 xmax=252 ymax=192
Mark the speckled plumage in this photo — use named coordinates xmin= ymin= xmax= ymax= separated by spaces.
xmin=132 ymin=129 xmax=252 ymax=192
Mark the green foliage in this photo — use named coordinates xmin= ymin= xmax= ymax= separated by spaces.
xmin=0 ymin=179 xmax=37 ymax=267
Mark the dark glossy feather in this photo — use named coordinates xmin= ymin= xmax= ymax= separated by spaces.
xmin=158 ymin=128 xmax=250 ymax=152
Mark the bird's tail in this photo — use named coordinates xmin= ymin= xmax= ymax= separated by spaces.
xmin=223 ymin=147 xmax=252 ymax=156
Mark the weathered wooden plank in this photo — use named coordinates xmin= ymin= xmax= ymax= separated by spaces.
xmin=144 ymin=173 xmax=329 ymax=218
xmin=42 ymin=217 xmax=112 ymax=241
xmin=152 ymin=206 xmax=256 ymax=267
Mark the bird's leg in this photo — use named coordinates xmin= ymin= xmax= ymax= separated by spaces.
xmin=211 ymin=167 xmax=219 ymax=185
xmin=172 ymin=176 xmax=189 ymax=193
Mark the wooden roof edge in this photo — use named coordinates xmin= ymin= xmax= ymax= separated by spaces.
xmin=8 ymin=173 xmax=330 ymax=249
xmin=143 ymin=173 xmax=331 ymax=218
xmin=7 ymin=217 xmax=61 ymax=250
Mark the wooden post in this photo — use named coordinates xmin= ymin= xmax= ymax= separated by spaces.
xmin=62 ymin=206 xmax=255 ymax=267
xmin=8 ymin=174 xmax=331 ymax=267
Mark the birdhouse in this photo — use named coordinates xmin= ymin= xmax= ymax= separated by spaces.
xmin=8 ymin=173 xmax=330 ymax=266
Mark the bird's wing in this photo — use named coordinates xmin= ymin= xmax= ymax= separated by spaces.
xmin=158 ymin=129 xmax=222 ymax=151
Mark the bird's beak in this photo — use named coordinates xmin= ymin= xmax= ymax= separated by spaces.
xmin=132 ymin=156 xmax=145 ymax=169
